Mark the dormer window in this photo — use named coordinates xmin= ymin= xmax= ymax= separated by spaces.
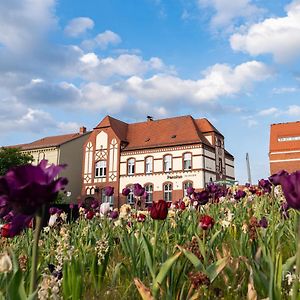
xmin=128 ymin=158 xmax=135 ymax=175
xmin=183 ymin=153 xmax=192 ymax=170
xmin=164 ymin=155 xmax=172 ymax=172
xmin=95 ymin=161 xmax=106 ymax=177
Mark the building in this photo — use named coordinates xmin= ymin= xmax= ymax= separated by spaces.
xmin=269 ymin=121 xmax=300 ymax=174
xmin=82 ymin=115 xmax=235 ymax=207
xmin=8 ymin=127 xmax=90 ymax=200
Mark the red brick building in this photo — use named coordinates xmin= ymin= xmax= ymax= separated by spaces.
xmin=269 ymin=121 xmax=300 ymax=174
xmin=82 ymin=115 xmax=235 ymax=207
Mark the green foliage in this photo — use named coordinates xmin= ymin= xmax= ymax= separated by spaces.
xmin=0 ymin=147 xmax=33 ymax=176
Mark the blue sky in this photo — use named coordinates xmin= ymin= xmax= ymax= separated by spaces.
xmin=1 ymin=0 xmax=300 ymax=184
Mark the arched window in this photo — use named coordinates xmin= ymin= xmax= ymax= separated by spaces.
xmin=127 ymin=158 xmax=135 ymax=176
xmin=101 ymin=188 xmax=114 ymax=205
xmin=126 ymin=185 xmax=134 ymax=204
xmin=144 ymin=184 xmax=153 ymax=204
xmin=183 ymin=181 xmax=193 ymax=196
xmin=95 ymin=160 xmax=106 ymax=177
xmin=163 ymin=183 xmax=172 ymax=202
xmin=145 ymin=156 xmax=153 ymax=174
xmin=183 ymin=153 xmax=192 ymax=170
xmin=163 ymin=155 xmax=172 ymax=172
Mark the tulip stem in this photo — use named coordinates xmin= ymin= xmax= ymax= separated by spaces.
xmin=29 ymin=206 xmax=44 ymax=297
xmin=292 ymin=213 xmax=300 ymax=300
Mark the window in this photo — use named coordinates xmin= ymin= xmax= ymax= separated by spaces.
xmin=278 ymin=136 xmax=300 ymax=142
xmin=145 ymin=156 xmax=153 ymax=174
xmin=127 ymin=186 xmax=134 ymax=204
xmin=101 ymin=188 xmax=114 ymax=205
xmin=163 ymin=183 xmax=172 ymax=202
xmin=164 ymin=155 xmax=172 ymax=172
xmin=145 ymin=184 xmax=153 ymax=203
xmin=95 ymin=161 xmax=106 ymax=177
xmin=128 ymin=158 xmax=135 ymax=175
xmin=183 ymin=153 xmax=192 ymax=170
xmin=183 ymin=181 xmax=193 ymax=196
xmin=219 ymin=158 xmax=223 ymax=174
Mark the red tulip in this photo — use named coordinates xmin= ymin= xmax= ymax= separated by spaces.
xmin=0 ymin=223 xmax=12 ymax=238
xmin=150 ymin=200 xmax=168 ymax=220
xmin=180 ymin=202 xmax=186 ymax=210
xmin=199 ymin=215 xmax=214 ymax=230
xmin=86 ymin=210 xmax=94 ymax=220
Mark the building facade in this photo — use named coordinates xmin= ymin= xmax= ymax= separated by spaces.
xmin=82 ymin=115 xmax=235 ymax=207
xmin=269 ymin=121 xmax=300 ymax=174
xmin=9 ymin=127 xmax=90 ymax=200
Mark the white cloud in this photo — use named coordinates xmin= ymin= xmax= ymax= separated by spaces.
xmin=78 ymin=53 xmax=166 ymax=80
xmin=81 ymin=30 xmax=121 ymax=50
xmin=0 ymin=0 xmax=57 ymax=52
xmin=286 ymin=105 xmax=300 ymax=116
xmin=230 ymin=0 xmax=300 ymax=63
xmin=64 ymin=17 xmax=94 ymax=37
xmin=198 ymin=0 xmax=263 ymax=30
xmin=121 ymin=60 xmax=272 ymax=104
xmin=258 ymin=107 xmax=279 ymax=116
xmin=272 ymin=87 xmax=299 ymax=94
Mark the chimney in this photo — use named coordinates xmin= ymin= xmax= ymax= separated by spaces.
xmin=79 ymin=126 xmax=86 ymax=134
xmin=147 ymin=115 xmax=153 ymax=122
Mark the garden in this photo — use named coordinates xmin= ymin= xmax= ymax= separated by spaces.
xmin=0 ymin=161 xmax=299 ymax=300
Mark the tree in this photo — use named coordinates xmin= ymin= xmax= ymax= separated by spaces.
xmin=0 ymin=147 xmax=34 ymax=176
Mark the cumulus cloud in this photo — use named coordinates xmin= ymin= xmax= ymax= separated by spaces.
xmin=81 ymin=30 xmax=121 ymax=50
xmin=198 ymin=0 xmax=263 ymax=30
xmin=257 ymin=105 xmax=300 ymax=117
xmin=64 ymin=17 xmax=94 ymax=37
xmin=230 ymin=0 xmax=300 ymax=63
xmin=257 ymin=107 xmax=279 ymax=116
xmin=286 ymin=105 xmax=300 ymax=116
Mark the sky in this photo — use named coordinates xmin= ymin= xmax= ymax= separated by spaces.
xmin=1 ymin=0 xmax=300 ymax=184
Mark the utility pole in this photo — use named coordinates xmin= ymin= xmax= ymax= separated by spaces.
xmin=246 ymin=152 xmax=252 ymax=185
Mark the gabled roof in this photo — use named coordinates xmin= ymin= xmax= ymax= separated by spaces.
xmin=95 ymin=115 xmax=128 ymax=142
xmin=121 ymin=115 xmax=213 ymax=150
xmin=8 ymin=132 xmax=90 ymax=151
xmin=195 ymin=118 xmax=223 ymax=136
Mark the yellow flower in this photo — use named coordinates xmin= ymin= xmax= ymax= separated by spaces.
xmin=0 ymin=252 xmax=12 ymax=273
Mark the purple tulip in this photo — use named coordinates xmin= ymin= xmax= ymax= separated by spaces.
xmin=207 ymin=183 xmax=218 ymax=194
xmin=234 ymin=190 xmax=246 ymax=200
xmin=49 ymin=207 xmax=59 ymax=215
xmin=105 ymin=186 xmax=114 ymax=197
xmin=69 ymin=203 xmax=74 ymax=209
xmin=258 ymin=179 xmax=271 ymax=193
xmin=194 ymin=191 xmax=209 ymax=205
xmin=269 ymin=170 xmax=289 ymax=186
xmin=280 ymin=171 xmax=300 ymax=210
xmin=186 ymin=186 xmax=195 ymax=196
xmin=91 ymin=200 xmax=99 ymax=209
xmin=110 ymin=210 xmax=119 ymax=219
xmin=0 ymin=159 xmax=68 ymax=215
xmin=259 ymin=216 xmax=268 ymax=228
xmin=122 ymin=187 xmax=130 ymax=196
xmin=133 ymin=183 xmax=145 ymax=197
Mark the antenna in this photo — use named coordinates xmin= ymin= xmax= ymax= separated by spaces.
xmin=246 ymin=153 xmax=252 ymax=185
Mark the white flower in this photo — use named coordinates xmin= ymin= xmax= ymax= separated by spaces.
xmin=48 ymin=214 xmax=58 ymax=227
xmin=100 ymin=202 xmax=111 ymax=216
xmin=0 ymin=252 xmax=12 ymax=273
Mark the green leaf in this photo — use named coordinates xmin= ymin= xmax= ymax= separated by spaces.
xmin=177 ymin=245 xmax=205 ymax=272
xmin=206 ymin=256 xmax=230 ymax=283
xmin=7 ymin=269 xmax=27 ymax=300
xmin=141 ymin=233 xmax=155 ymax=278
xmin=152 ymin=251 xmax=182 ymax=297
xmin=282 ymin=255 xmax=296 ymax=275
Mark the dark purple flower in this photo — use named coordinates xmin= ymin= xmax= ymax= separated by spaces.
xmin=150 ymin=200 xmax=168 ymax=220
xmin=186 ymin=186 xmax=195 ymax=196
xmin=1 ymin=214 xmax=32 ymax=238
xmin=207 ymin=183 xmax=218 ymax=194
xmin=133 ymin=184 xmax=145 ymax=197
xmin=234 ymin=190 xmax=246 ymax=200
xmin=280 ymin=171 xmax=300 ymax=210
xmin=49 ymin=207 xmax=59 ymax=215
xmin=259 ymin=216 xmax=268 ymax=228
xmin=122 ymin=187 xmax=130 ymax=196
xmin=245 ymin=183 xmax=251 ymax=188
xmin=105 ymin=186 xmax=114 ymax=197
xmin=269 ymin=170 xmax=289 ymax=186
xmin=258 ymin=179 xmax=271 ymax=193
xmin=0 ymin=160 xmax=68 ymax=215
xmin=91 ymin=200 xmax=99 ymax=209
xmin=110 ymin=210 xmax=119 ymax=219
xmin=194 ymin=191 xmax=209 ymax=205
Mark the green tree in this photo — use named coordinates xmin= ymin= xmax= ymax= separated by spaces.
xmin=0 ymin=147 xmax=33 ymax=175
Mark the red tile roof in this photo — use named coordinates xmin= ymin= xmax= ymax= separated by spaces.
xmin=96 ymin=115 xmax=225 ymax=151
xmin=8 ymin=132 xmax=90 ymax=151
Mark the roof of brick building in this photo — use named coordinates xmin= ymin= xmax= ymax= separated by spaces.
xmin=96 ymin=115 xmax=229 ymax=152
